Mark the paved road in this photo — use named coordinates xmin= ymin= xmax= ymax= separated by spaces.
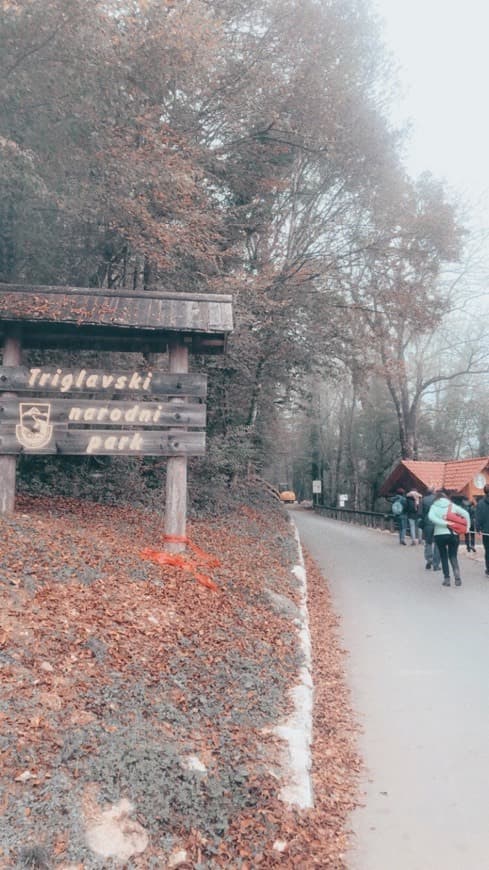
xmin=292 ymin=508 xmax=489 ymax=870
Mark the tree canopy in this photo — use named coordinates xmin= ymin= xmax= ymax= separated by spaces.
xmin=1 ymin=0 xmax=473 ymax=508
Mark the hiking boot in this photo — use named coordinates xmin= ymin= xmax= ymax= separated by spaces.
xmin=425 ymin=562 xmax=432 ymax=570
xmin=455 ymin=577 xmax=462 ymax=586
xmin=442 ymin=577 xmax=450 ymax=586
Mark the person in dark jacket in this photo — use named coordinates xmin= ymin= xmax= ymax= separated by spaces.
xmin=475 ymin=485 xmax=489 ymax=576
xmin=461 ymin=496 xmax=476 ymax=552
xmin=420 ymin=487 xmax=441 ymax=571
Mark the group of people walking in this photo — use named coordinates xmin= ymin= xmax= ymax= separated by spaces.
xmin=391 ymin=485 xmax=489 ymax=587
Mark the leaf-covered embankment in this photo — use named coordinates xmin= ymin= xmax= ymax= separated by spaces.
xmin=0 ymin=495 xmax=359 ymax=868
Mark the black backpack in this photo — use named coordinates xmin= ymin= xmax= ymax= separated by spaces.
xmin=406 ymin=495 xmax=418 ymax=515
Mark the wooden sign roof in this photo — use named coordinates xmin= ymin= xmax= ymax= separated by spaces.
xmin=0 ymin=284 xmax=233 ymax=354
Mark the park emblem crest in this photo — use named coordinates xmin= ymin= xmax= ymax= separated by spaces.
xmin=16 ymin=403 xmax=53 ymax=449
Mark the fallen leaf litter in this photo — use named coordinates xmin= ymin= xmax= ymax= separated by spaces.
xmin=0 ymin=495 xmax=360 ymax=868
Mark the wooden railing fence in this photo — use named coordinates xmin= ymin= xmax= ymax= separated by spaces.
xmin=313 ymin=505 xmax=397 ymax=533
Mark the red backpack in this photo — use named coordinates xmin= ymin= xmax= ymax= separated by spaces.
xmin=445 ymin=504 xmax=468 ymax=536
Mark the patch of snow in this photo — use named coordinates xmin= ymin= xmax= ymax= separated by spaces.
xmin=85 ymin=797 xmax=148 ymax=861
xmin=273 ymin=520 xmax=314 ymax=809
xmin=168 ymin=848 xmax=188 ymax=867
xmin=14 ymin=770 xmax=36 ymax=783
xmin=40 ymin=661 xmax=54 ymax=672
xmin=181 ymin=754 xmax=207 ymax=773
xmin=273 ymin=839 xmax=288 ymax=852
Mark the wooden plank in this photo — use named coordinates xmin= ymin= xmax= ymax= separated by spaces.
xmin=1 ymin=326 xmax=175 ymax=354
xmin=165 ymin=340 xmax=189 ymax=553
xmin=0 ymin=397 xmax=206 ymax=428
xmin=208 ymin=301 xmax=222 ymax=330
xmin=0 ymin=322 xmax=229 ymax=354
xmin=0 ymin=367 xmax=207 ymax=398
xmin=0 ymin=427 xmax=205 ymax=456
xmin=0 ymin=331 xmax=21 ymax=515
xmin=190 ymin=300 xmax=201 ymax=330
xmin=0 ymin=283 xmax=233 ymax=304
xmin=169 ymin=297 xmax=184 ymax=330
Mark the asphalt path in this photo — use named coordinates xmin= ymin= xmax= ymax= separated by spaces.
xmin=292 ymin=507 xmax=489 ymax=870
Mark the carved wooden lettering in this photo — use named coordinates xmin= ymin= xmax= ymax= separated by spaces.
xmin=0 ymin=367 xmax=207 ymax=398
xmin=0 ymin=398 xmax=206 ymax=428
xmin=0 ymin=428 xmax=205 ymax=456
xmin=0 ymin=367 xmax=207 ymax=457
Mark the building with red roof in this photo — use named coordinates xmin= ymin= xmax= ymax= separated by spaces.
xmin=380 ymin=458 xmax=489 ymax=499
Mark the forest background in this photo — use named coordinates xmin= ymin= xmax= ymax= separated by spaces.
xmin=2 ymin=0 xmax=489 ymax=512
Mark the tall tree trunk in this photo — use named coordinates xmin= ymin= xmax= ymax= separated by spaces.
xmin=333 ymin=419 xmax=344 ymax=507
xmin=345 ymin=389 xmax=360 ymax=507
xmin=0 ymin=201 xmax=17 ymax=281
xmin=247 ymin=357 xmax=265 ymax=428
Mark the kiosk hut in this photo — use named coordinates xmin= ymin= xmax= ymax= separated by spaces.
xmin=380 ymin=458 xmax=489 ymax=501
xmin=0 ymin=284 xmax=234 ymax=550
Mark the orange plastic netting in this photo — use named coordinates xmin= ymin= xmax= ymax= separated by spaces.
xmin=140 ymin=537 xmax=220 ymax=591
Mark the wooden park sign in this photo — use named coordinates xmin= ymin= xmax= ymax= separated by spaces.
xmin=0 ymin=367 xmax=207 ymax=456
xmin=0 ymin=284 xmax=234 ymax=552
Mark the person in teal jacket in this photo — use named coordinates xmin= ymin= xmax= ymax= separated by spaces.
xmin=428 ymin=490 xmax=470 ymax=587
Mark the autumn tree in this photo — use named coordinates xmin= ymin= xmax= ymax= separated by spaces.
xmin=335 ymin=173 xmax=467 ymax=459
xmin=0 ymin=0 xmax=232 ymax=288
xmin=196 ymin=0 xmax=406 ymax=456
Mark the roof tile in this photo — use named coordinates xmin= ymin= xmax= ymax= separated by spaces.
xmin=402 ymin=460 xmax=445 ymax=489
xmin=381 ymin=458 xmax=489 ymax=496
xmin=444 ymin=458 xmax=489 ymax=489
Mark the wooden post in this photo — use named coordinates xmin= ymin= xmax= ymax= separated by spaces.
xmin=0 ymin=329 xmax=22 ymax=514
xmin=165 ymin=339 xmax=189 ymax=553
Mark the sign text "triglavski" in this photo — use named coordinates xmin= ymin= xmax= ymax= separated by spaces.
xmin=28 ymin=368 xmax=153 ymax=393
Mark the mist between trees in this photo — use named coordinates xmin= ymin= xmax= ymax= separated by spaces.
xmin=2 ymin=0 xmax=488 ymax=513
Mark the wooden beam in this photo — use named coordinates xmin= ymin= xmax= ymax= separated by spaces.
xmin=0 ymin=367 xmax=207 ymax=398
xmin=0 ymin=428 xmax=205 ymax=456
xmin=0 ymin=330 xmax=22 ymax=514
xmin=165 ymin=340 xmax=190 ymax=554
xmin=0 ymin=328 xmax=228 ymax=354
xmin=0 ymin=282 xmax=233 ymax=304
xmin=0 ymin=397 xmax=206 ymax=428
